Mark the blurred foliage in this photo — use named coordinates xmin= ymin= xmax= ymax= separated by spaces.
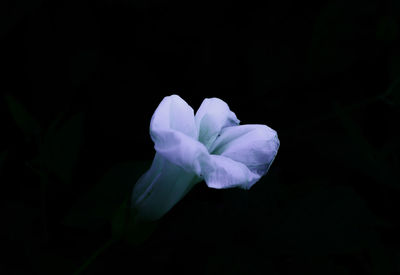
xmin=1 ymin=0 xmax=400 ymax=274
xmin=333 ymin=101 xmax=400 ymax=189
xmin=5 ymin=94 xmax=41 ymax=139
xmin=38 ymin=113 xmax=84 ymax=184
xmin=63 ymin=161 xmax=150 ymax=229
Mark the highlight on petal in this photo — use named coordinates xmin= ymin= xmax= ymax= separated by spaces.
xmin=202 ymin=154 xmax=259 ymax=190
xmin=151 ymin=94 xmax=198 ymax=139
xmin=131 ymin=153 xmax=201 ymax=221
xmin=209 ymin=124 xmax=280 ymax=182
xmin=195 ymin=98 xmax=240 ymax=149
xmin=150 ymin=95 xmax=209 ymax=175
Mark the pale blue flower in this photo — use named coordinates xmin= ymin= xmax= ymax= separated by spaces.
xmin=131 ymin=95 xmax=279 ymax=221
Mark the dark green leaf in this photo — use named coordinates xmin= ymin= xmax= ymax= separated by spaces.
xmin=4 ymin=94 xmax=41 ymax=138
xmin=39 ymin=113 xmax=84 ymax=184
xmin=63 ymin=161 xmax=150 ymax=229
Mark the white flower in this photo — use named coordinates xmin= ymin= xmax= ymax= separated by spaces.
xmin=131 ymin=95 xmax=279 ymax=221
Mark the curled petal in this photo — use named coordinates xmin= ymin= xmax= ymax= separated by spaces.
xmin=150 ymin=95 xmax=209 ymax=175
xmin=195 ymin=98 xmax=240 ymax=149
xmin=209 ymin=124 xmax=279 ymax=183
xmin=131 ymin=153 xmax=201 ymax=221
xmin=202 ymin=155 xmax=259 ymax=190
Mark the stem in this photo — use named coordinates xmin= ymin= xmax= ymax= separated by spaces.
xmin=73 ymin=238 xmax=115 ymax=275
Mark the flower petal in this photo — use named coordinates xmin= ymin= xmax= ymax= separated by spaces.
xmin=151 ymin=94 xmax=198 ymax=139
xmin=150 ymin=95 xmax=209 ymax=175
xmin=209 ymin=124 xmax=280 ymax=182
xmin=195 ymin=98 xmax=240 ymax=149
xmin=202 ymin=154 xmax=259 ymax=189
xmin=131 ymin=153 xmax=201 ymax=221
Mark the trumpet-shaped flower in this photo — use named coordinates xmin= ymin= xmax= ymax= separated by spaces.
xmin=131 ymin=95 xmax=279 ymax=221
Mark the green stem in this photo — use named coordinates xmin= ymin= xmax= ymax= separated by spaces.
xmin=73 ymin=238 xmax=115 ymax=275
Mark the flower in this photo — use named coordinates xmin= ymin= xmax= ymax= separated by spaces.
xmin=131 ymin=95 xmax=280 ymax=221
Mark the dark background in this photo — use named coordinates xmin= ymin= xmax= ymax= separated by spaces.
xmin=1 ymin=0 xmax=400 ymax=274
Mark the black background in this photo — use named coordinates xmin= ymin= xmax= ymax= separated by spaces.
xmin=1 ymin=0 xmax=400 ymax=274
